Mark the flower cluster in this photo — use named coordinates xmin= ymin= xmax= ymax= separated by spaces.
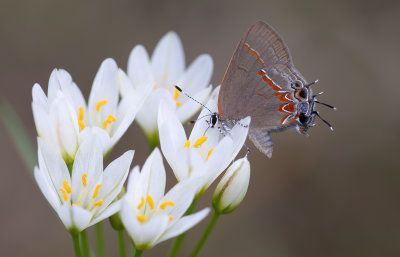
xmin=31 ymin=31 xmax=251 ymax=256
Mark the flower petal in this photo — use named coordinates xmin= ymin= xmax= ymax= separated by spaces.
xmin=158 ymin=101 xmax=188 ymax=181
xmin=88 ymin=58 xmax=119 ymax=123
xmin=71 ymin=135 xmax=103 ymax=201
xmin=157 ymin=208 xmax=210 ymax=244
xmin=38 ymin=138 xmax=71 ymax=202
xmin=151 ymin=31 xmax=185 ymax=87
xmin=34 ymin=166 xmax=61 ymax=210
xmin=135 ymin=88 xmax=175 ymax=137
xmin=157 ymin=178 xmax=199 ymax=220
xmin=121 ymin=200 xmax=169 ymax=250
xmin=90 ymin=200 xmax=122 ymax=226
xmin=127 ymin=45 xmax=155 ymax=93
xmin=139 ymin=148 xmax=166 ymax=204
xmin=32 ymin=83 xmax=48 ymax=109
xmin=57 ymin=205 xmax=92 ymax=232
xmin=176 ymin=54 xmax=213 ymax=93
xmin=94 ymin=150 xmax=133 ymax=214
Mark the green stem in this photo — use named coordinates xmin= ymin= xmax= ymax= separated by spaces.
xmin=80 ymin=230 xmax=90 ymax=257
xmin=96 ymin=222 xmax=105 ymax=257
xmin=0 ymin=100 xmax=36 ymax=172
xmin=118 ymin=230 xmax=126 ymax=257
xmin=134 ymin=250 xmax=143 ymax=257
xmin=72 ymin=233 xmax=82 ymax=257
xmin=168 ymin=199 xmax=198 ymax=257
xmin=146 ymin=132 xmax=159 ymax=152
xmin=190 ymin=212 xmax=220 ymax=257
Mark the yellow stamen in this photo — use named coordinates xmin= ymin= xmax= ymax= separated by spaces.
xmin=183 ymin=140 xmax=190 ymax=148
xmin=103 ymin=114 xmax=117 ymax=129
xmin=206 ymin=148 xmax=214 ymax=161
xmin=137 ymin=215 xmax=146 ymax=223
xmin=94 ymin=200 xmax=103 ymax=206
xmin=82 ymin=174 xmax=87 ymax=188
xmin=78 ymin=107 xmax=86 ymax=130
xmin=92 ymin=184 xmax=102 ymax=199
xmin=60 ymin=188 xmax=68 ymax=201
xmin=96 ymin=100 xmax=108 ymax=112
xmin=160 ymin=201 xmax=175 ymax=210
xmin=137 ymin=197 xmax=145 ymax=210
xmin=175 ymin=101 xmax=182 ymax=107
xmin=63 ymin=180 xmax=71 ymax=194
xmin=162 ymin=86 xmax=170 ymax=90
xmin=72 ymin=203 xmax=78 ymax=207
xmin=173 ymin=87 xmax=180 ymax=100
xmin=153 ymin=84 xmax=158 ymax=90
xmin=193 ymin=136 xmax=208 ymax=148
xmin=147 ymin=195 xmax=155 ymax=210
xmin=168 ymin=216 xmax=173 ymax=221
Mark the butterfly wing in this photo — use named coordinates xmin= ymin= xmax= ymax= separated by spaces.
xmin=218 ymin=21 xmax=308 ymax=130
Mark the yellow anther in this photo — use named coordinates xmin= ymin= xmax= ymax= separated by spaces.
xmin=153 ymin=83 xmax=158 ymax=90
xmin=193 ymin=136 xmax=208 ymax=148
xmin=78 ymin=107 xmax=86 ymax=130
xmin=82 ymin=174 xmax=87 ymax=188
xmin=183 ymin=140 xmax=190 ymax=149
xmin=173 ymin=87 xmax=180 ymax=100
xmin=175 ymin=101 xmax=182 ymax=107
xmin=63 ymin=180 xmax=71 ymax=194
xmin=147 ymin=195 xmax=155 ymax=210
xmin=168 ymin=216 xmax=173 ymax=221
xmin=96 ymin=100 xmax=108 ymax=112
xmin=103 ymin=114 xmax=117 ymax=129
xmin=78 ymin=119 xmax=86 ymax=130
xmin=92 ymin=184 xmax=102 ymax=199
xmin=137 ymin=215 xmax=146 ymax=223
xmin=94 ymin=200 xmax=103 ymax=206
xmin=137 ymin=197 xmax=145 ymax=210
xmin=60 ymin=188 xmax=68 ymax=201
xmin=72 ymin=203 xmax=78 ymax=207
xmin=206 ymin=148 xmax=214 ymax=161
xmin=162 ymin=86 xmax=170 ymax=90
xmin=160 ymin=201 xmax=175 ymax=210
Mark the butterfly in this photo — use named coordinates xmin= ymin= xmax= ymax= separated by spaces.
xmin=177 ymin=21 xmax=334 ymax=157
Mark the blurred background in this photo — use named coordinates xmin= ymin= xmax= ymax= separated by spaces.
xmin=1 ymin=0 xmax=399 ymax=256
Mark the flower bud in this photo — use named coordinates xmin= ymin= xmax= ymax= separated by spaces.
xmin=212 ymin=157 xmax=250 ymax=214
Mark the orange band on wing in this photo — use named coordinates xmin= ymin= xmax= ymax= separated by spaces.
xmin=244 ymin=43 xmax=264 ymax=65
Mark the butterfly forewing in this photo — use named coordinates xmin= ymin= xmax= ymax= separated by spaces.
xmin=218 ymin=21 xmax=308 ymax=130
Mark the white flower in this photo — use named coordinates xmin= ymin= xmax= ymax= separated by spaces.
xmin=212 ymin=157 xmax=250 ymax=214
xmin=121 ymin=148 xmax=209 ymax=251
xmin=34 ymin=135 xmax=134 ymax=234
xmin=32 ymin=58 xmax=149 ymax=162
xmin=158 ymin=87 xmax=250 ymax=196
xmin=122 ymin=31 xmax=213 ymax=142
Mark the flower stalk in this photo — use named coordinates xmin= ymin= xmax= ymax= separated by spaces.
xmin=190 ymin=212 xmax=220 ymax=257
xmin=72 ymin=233 xmax=82 ymax=257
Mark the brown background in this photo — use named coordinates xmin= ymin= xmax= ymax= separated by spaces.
xmin=1 ymin=0 xmax=400 ymax=256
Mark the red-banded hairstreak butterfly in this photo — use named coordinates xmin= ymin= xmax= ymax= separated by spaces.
xmin=176 ymin=21 xmax=334 ymax=158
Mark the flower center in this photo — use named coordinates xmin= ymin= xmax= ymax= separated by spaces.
xmin=136 ymin=195 xmax=175 ymax=223
xmin=184 ymin=137 xmax=214 ymax=161
xmin=77 ymin=99 xmax=117 ymax=133
xmin=71 ymin=174 xmax=103 ymax=210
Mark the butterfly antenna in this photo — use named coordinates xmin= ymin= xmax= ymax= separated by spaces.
xmin=187 ymin=114 xmax=213 ymax=125
xmin=315 ymin=100 xmax=337 ymax=110
xmin=305 ymin=79 xmax=319 ymax=87
xmin=174 ymin=85 xmax=213 ymax=114
xmin=313 ymin=111 xmax=333 ymax=131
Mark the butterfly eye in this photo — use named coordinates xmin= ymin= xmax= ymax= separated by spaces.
xmin=291 ymin=80 xmax=303 ymax=89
